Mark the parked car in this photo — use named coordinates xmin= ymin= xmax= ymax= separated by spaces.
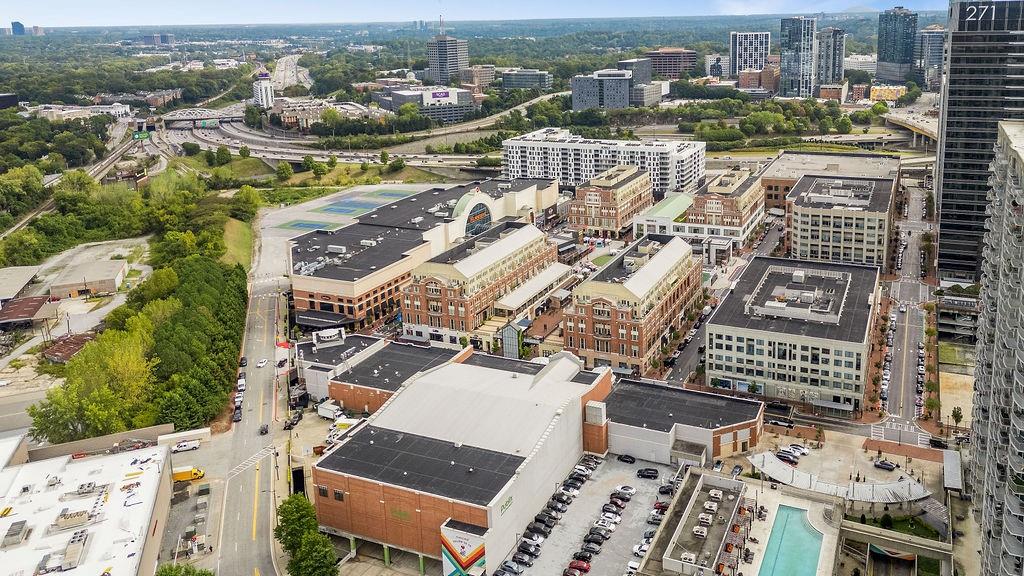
xmin=564 ymin=479 xmax=584 ymax=490
xmin=653 ymin=501 xmax=670 ymax=512
xmin=788 ymin=444 xmax=810 ymax=456
xmin=633 ymin=544 xmax=650 ymax=557
xmin=602 ymin=503 xmax=622 ymax=515
xmin=767 ymin=419 xmax=795 ymax=429
xmin=600 ymin=512 xmax=622 ymax=524
xmin=569 ymin=560 xmax=591 ymax=573
xmin=256 ymin=358 xmax=268 ymax=368
xmin=617 ymin=454 xmax=636 ymax=464
xmin=499 ymin=560 xmax=524 ymax=574
xmin=232 ymin=407 xmax=242 ymax=422
xmin=643 ymin=529 xmax=657 ymax=540
xmin=647 ymin=515 xmax=663 ymax=525
xmin=239 ymin=356 xmax=248 ymax=367
xmin=552 ymin=492 xmax=573 ymax=505
xmin=776 ymin=452 xmax=798 ymax=465
xmin=658 ymin=485 xmax=675 ymax=495
xmin=527 ymin=522 xmax=551 ymax=536
xmin=615 ymin=485 xmax=637 ymax=495
xmin=522 ymin=532 xmax=544 ymax=545
xmin=172 ymin=440 xmax=201 ymax=453
xmin=583 ymin=533 xmax=607 ymax=545
xmin=547 ymin=501 xmax=568 ymax=513
xmin=929 ymin=437 xmax=949 ymax=449
xmin=540 ymin=509 xmax=561 ymax=520
xmin=611 ymin=491 xmax=632 ymax=502
xmin=580 ymin=542 xmax=602 ymax=555
xmin=572 ymin=551 xmax=593 ymax=562
xmin=517 ymin=542 xmax=541 ymax=557
xmin=562 ymin=569 xmax=582 ymax=576
xmin=608 ymin=498 xmax=626 ymax=510
xmin=637 ymin=468 xmax=659 ymax=479
xmin=594 ymin=519 xmax=617 ymax=532
xmin=588 ymin=527 xmax=612 ymax=540
xmin=874 ymin=459 xmax=897 ymax=471
xmin=559 ymin=486 xmax=580 ymax=498
xmin=730 ymin=464 xmax=743 ymax=477
xmin=511 ymin=553 xmax=534 ymax=567
xmin=535 ymin=514 xmax=557 ymax=528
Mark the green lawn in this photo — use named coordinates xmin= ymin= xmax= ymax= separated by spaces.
xmin=177 ymin=155 xmax=273 ymax=178
xmin=285 ymin=162 xmax=446 ymax=187
xmin=592 ymin=255 xmax=613 ymax=266
xmin=221 ymin=217 xmax=253 ymax=270
xmin=847 ymin=514 xmax=942 ymax=541
xmin=938 ymin=342 xmax=973 ymax=366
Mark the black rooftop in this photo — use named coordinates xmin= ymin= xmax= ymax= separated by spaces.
xmin=462 ymin=353 xmax=545 ymax=375
xmin=592 ymin=234 xmax=676 ymax=283
xmin=318 ymin=424 xmax=524 ymax=505
xmin=296 ymin=335 xmax=380 ymax=367
xmin=707 ymin=256 xmax=878 ymax=343
xmin=444 ymin=518 xmax=488 ymax=536
xmin=605 ymin=379 xmax=763 ymax=432
xmin=336 ymin=343 xmax=456 ymax=392
xmin=787 ymin=175 xmax=895 ymax=212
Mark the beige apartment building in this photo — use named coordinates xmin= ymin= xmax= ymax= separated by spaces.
xmin=786 ymin=175 xmax=896 ymax=268
xmin=759 ymin=151 xmax=900 ymax=211
xmin=563 ymin=234 xmax=702 ymax=376
xmin=568 ymin=165 xmax=654 ymax=239
xmin=400 ymin=222 xmax=569 ymax=352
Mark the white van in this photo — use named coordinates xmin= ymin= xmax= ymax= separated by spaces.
xmin=171 ymin=440 xmax=201 ymax=453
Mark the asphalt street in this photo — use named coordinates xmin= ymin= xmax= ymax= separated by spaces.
xmin=271 ymin=54 xmax=312 ymax=90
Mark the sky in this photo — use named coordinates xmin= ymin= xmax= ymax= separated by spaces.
xmin=3 ymin=0 xmax=948 ymax=28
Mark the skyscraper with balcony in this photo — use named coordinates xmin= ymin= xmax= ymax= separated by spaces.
xmin=780 ymin=16 xmax=817 ymax=97
xmin=972 ymin=120 xmax=1024 ymax=576
xmin=729 ymin=32 xmax=771 ymax=78
xmin=426 ymin=33 xmax=469 ymax=85
xmin=876 ymin=6 xmax=918 ymax=83
xmin=913 ymin=24 xmax=945 ymax=91
xmin=815 ymin=27 xmax=846 ymax=86
xmin=936 ymin=1 xmax=1024 ymax=282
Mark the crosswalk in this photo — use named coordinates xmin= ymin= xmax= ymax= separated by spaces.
xmin=227 ymin=445 xmax=276 ymax=479
xmin=870 ymin=421 xmax=931 ymax=447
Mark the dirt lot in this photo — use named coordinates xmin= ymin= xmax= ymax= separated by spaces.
xmin=23 ymin=237 xmax=150 ymax=297
xmin=939 ymin=371 xmax=973 ymax=431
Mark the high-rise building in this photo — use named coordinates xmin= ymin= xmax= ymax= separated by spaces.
xmin=10 ymin=21 xmax=24 ymax=36
xmin=815 ymin=27 xmax=846 ymax=86
xmin=876 ymin=6 xmax=918 ymax=83
xmin=426 ymin=34 xmax=468 ymax=85
xmin=780 ymin=16 xmax=817 ymax=97
xmin=500 ymin=69 xmax=553 ymax=90
xmin=936 ymin=1 xmax=1024 ymax=282
xmin=30 ymin=26 xmax=43 ymax=36
xmin=159 ymin=33 xmax=175 ymax=45
xmin=913 ymin=24 xmax=945 ymax=91
xmin=843 ymin=54 xmax=877 ymax=75
xmin=616 ymin=58 xmax=653 ymax=85
xmin=971 ymin=120 xmax=1024 ymax=576
xmin=729 ymin=32 xmax=771 ymax=78
xmin=570 ymin=69 xmax=632 ymax=111
xmin=644 ymin=47 xmax=697 ymax=79
xmin=252 ymin=73 xmax=274 ymax=109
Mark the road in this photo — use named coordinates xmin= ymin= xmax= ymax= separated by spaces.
xmin=405 ymin=91 xmax=570 ymax=137
xmin=271 ymin=54 xmax=312 ymax=91
xmin=0 ymin=391 xmax=46 ymax=438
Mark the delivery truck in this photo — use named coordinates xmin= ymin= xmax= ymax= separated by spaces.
xmin=317 ymin=399 xmax=343 ymax=420
xmin=172 ymin=466 xmax=206 ymax=482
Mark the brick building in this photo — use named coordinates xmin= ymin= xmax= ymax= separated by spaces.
xmin=643 ymin=47 xmax=698 ymax=79
xmin=568 ymin=165 xmax=654 ymax=239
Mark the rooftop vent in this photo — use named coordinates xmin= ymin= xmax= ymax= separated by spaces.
xmin=55 ymin=509 xmax=89 ymax=530
xmin=61 ymin=530 xmax=88 ymax=570
xmin=2 ymin=520 xmax=27 ymax=548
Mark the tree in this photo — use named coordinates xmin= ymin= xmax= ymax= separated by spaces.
xmin=231 ymin=185 xmax=261 ymax=221
xmin=320 ymin=107 xmax=342 ymax=137
xmin=302 ymin=156 xmax=315 ymax=171
xmin=276 ymin=162 xmax=294 ymax=182
xmin=275 ymin=494 xmax=319 ymax=556
xmin=311 ymin=162 xmax=329 ymax=182
xmin=952 ymin=406 xmax=963 ymax=427
xmin=818 ymin=117 xmax=834 ymax=135
xmin=327 ymin=155 xmax=337 ymax=169
xmin=386 ymin=158 xmax=405 ymax=174
xmin=925 ymin=396 xmax=941 ymax=415
xmin=287 ymin=532 xmax=338 ymax=576
xmin=244 ymin=105 xmax=262 ymax=128
xmin=836 ymin=115 xmax=853 ymax=134
xmin=397 ymin=102 xmax=420 ymax=117
xmin=203 ymin=150 xmax=217 ymax=167
xmin=359 ymin=161 xmax=369 ymax=172
xmin=379 ymin=150 xmax=389 ymax=165
xmin=215 ymin=145 xmax=231 ymax=167
xmin=476 ymin=156 xmax=501 ymax=167
xmin=238 ymin=145 xmax=251 ymax=159
xmin=156 ymin=565 xmax=215 ymax=576
xmin=880 ymin=513 xmax=894 ymax=529
xmin=181 ymin=142 xmax=201 ymax=156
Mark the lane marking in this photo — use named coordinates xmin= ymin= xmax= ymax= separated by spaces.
xmin=252 ymin=462 xmax=260 ymax=541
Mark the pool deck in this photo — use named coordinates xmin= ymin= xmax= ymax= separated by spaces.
xmin=740 ymin=483 xmax=839 ymax=576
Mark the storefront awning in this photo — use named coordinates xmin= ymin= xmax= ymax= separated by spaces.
xmin=810 ymin=398 xmax=854 ymax=412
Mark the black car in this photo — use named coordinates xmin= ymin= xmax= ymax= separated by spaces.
xmin=573 ymin=551 xmax=593 ymax=562
xmin=776 ymin=452 xmax=799 ymax=465
xmin=551 ymin=492 xmax=572 ymax=505
xmin=517 ymin=542 xmax=541 ymax=557
xmin=276 ymin=358 xmax=287 ymax=368
xmin=643 ymin=529 xmax=656 ymax=540
xmin=602 ymin=503 xmax=621 ymax=515
xmin=238 ymin=370 xmax=246 ymax=380
xmin=535 ymin=514 xmax=557 ymax=528
xmin=608 ymin=498 xmax=626 ymax=510
xmin=511 ymin=553 xmax=534 ymax=567
xmin=563 ymin=479 xmax=583 ymax=490
xmin=546 ymin=501 xmax=568 ymax=513
xmin=527 ymin=522 xmax=551 ymax=536
xmin=568 ymin=472 xmax=588 ymax=482
xmin=232 ymin=408 xmax=242 ymax=422
xmin=580 ymin=542 xmax=601 ymax=555
xmin=928 ymin=437 xmax=949 ymax=449
xmin=541 ymin=509 xmax=562 ymax=520
xmin=617 ymin=454 xmax=636 ymax=464
xmin=239 ymin=356 xmax=248 ymax=367
xmin=611 ymin=491 xmax=632 ymax=502
xmin=583 ymin=533 xmax=607 ymax=545
xmin=637 ymin=468 xmax=660 ymax=479
xmin=658 ymin=485 xmax=674 ymax=495
xmin=588 ymin=527 xmax=611 ymax=539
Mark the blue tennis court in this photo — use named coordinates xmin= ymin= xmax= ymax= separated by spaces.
xmin=365 ymin=189 xmax=417 ymax=199
xmin=276 ymin=220 xmax=341 ymax=231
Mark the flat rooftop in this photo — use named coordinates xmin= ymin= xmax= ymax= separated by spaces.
xmin=761 ymin=151 xmax=900 ymax=181
xmin=788 ymin=175 xmax=894 ymax=212
xmin=427 ymin=222 xmax=538 ymax=272
xmin=643 ymin=192 xmax=695 ymax=220
xmin=668 ymin=474 xmax=744 ymax=571
xmin=318 ymin=424 xmax=524 ymax=506
xmin=606 ymin=379 xmax=762 ymax=431
xmin=0 ymin=266 xmax=40 ymax=300
xmin=336 ymin=343 xmax=456 ymax=392
xmin=708 ymin=257 xmax=878 ymax=343
xmin=590 ymin=234 xmax=693 ymax=298
xmin=699 ymin=168 xmax=761 ymax=198
xmin=506 ymin=128 xmax=705 ymax=153
xmin=51 ymin=260 xmax=126 ymax=286
xmin=296 ymin=334 xmax=381 ymax=367
xmin=0 ymin=444 xmax=169 ymax=576
xmin=580 ymin=165 xmax=648 ymax=190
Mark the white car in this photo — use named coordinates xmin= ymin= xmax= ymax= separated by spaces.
xmin=918 ymin=365 xmax=926 ymax=374
xmin=899 ymin=304 xmax=907 ymax=313
xmin=573 ymin=465 xmax=593 ymax=477
xmin=171 ymin=440 xmax=200 ymax=453
xmin=601 ymin=512 xmax=622 ymax=524
xmin=559 ymin=486 xmax=580 ymax=498
xmin=633 ymin=544 xmax=650 ymax=557
xmin=594 ymin=519 xmax=617 ymax=532
xmin=788 ymin=444 xmax=810 ymax=456
xmin=257 ymin=358 xmax=269 ymax=368
xmin=615 ymin=485 xmax=637 ymax=496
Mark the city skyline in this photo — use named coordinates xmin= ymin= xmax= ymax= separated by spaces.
xmin=4 ymin=0 xmax=947 ymax=28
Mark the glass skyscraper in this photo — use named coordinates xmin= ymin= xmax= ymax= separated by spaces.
xmin=779 ymin=16 xmax=817 ymax=98
xmin=876 ymin=6 xmax=918 ymax=83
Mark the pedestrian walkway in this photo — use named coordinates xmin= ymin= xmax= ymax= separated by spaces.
xmin=227 ymin=445 xmax=276 ymax=479
xmin=871 ymin=421 xmax=930 ymax=447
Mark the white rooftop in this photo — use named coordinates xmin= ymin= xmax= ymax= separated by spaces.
xmin=0 ymin=266 xmax=40 ymax=300
xmin=453 ymin=225 xmax=545 ymax=280
xmin=762 ymin=152 xmax=900 ymax=181
xmin=622 ymin=237 xmax=693 ymax=299
xmin=495 ymin=262 xmax=571 ymax=311
xmin=0 ymin=443 xmax=170 ymax=576
xmin=51 ymin=260 xmax=127 ymax=286
xmin=370 ymin=353 xmax=594 ymax=455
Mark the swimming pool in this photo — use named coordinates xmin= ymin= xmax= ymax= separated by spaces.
xmin=758 ymin=505 xmax=823 ymax=576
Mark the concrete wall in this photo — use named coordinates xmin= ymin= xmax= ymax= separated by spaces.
xmin=608 ymin=421 xmax=673 ymax=464
xmin=157 ymin=428 xmax=211 ymax=446
xmin=27 ymin=423 xmax=175 ymax=461
xmin=139 ymin=451 xmax=172 ymax=576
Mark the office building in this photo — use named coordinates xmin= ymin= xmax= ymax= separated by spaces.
xmin=816 ymin=27 xmax=846 ymax=86
xmin=142 ymin=33 xmax=161 ymax=46
xmin=876 ymin=6 xmax=918 ymax=83
xmin=644 ymin=47 xmax=697 ymax=79
xmin=617 ymin=58 xmax=653 ymax=85
xmin=500 ymin=68 xmax=552 ymax=90
xmin=971 ymin=121 xmax=1024 ymax=576
xmin=568 ymin=165 xmax=654 ymax=239
xmin=563 ymin=235 xmax=702 ymax=375
xmin=780 ymin=16 xmax=818 ymax=97
xmin=705 ymin=257 xmax=880 ymax=417
xmin=400 ymin=221 xmax=568 ymax=352
xmin=869 ymin=84 xmax=907 ymax=102
xmin=159 ymin=33 xmax=175 ymax=45
xmin=571 ymin=69 xmax=632 ymax=111
xmin=426 ymin=33 xmax=469 ymax=85
xmin=0 ymin=435 xmax=171 ymax=576
xmin=629 ymin=82 xmax=662 ymax=107
xmin=634 ymin=167 xmax=765 ymax=254
xmin=843 ymin=54 xmax=877 ymax=74
xmin=10 ymin=21 xmax=24 ymax=35
xmin=705 ymin=54 xmax=729 ymax=78
xmin=502 ymin=127 xmax=707 ymax=198
xmin=936 ymin=1 xmax=1024 ymax=282
xmin=372 ymin=85 xmax=476 ymax=123
xmin=786 ymin=175 xmax=896 ymax=268
xmin=288 ymin=179 xmax=559 ymax=330
xmin=30 ymin=26 xmax=43 ymax=36
xmin=459 ymin=64 xmax=495 ymax=89
xmin=252 ymin=72 xmax=274 ymax=109
xmin=913 ymin=24 xmax=945 ymax=91
xmin=760 ymin=151 xmax=901 ymax=210
xmin=729 ymin=32 xmax=771 ymax=78
xmin=760 ymin=64 xmax=781 ymax=93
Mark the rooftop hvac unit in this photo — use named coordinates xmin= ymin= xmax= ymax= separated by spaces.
xmin=2 ymin=520 xmax=27 ymax=548
xmin=61 ymin=530 xmax=88 ymax=570
xmin=55 ymin=509 xmax=89 ymax=530
xmin=681 ymin=552 xmax=697 ymax=563
xmin=326 ymin=245 xmax=347 ymax=254
xmin=792 ymin=270 xmax=806 ymax=283
xmin=76 ymin=482 xmax=96 ymax=495
xmin=692 ymin=526 xmax=708 ymax=538
xmin=359 ymin=239 xmax=377 ymax=247
xmin=708 ymin=489 xmax=723 ymax=502
xmin=410 ymin=216 xmax=424 ymax=224
xmin=799 ymin=291 xmax=815 ymax=304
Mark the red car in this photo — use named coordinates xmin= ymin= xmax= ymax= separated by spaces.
xmin=654 ymin=501 xmax=670 ymax=511
xmin=569 ymin=560 xmax=591 ymax=573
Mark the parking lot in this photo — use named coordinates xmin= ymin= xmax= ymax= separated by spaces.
xmin=517 ymin=456 xmax=676 ymax=576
